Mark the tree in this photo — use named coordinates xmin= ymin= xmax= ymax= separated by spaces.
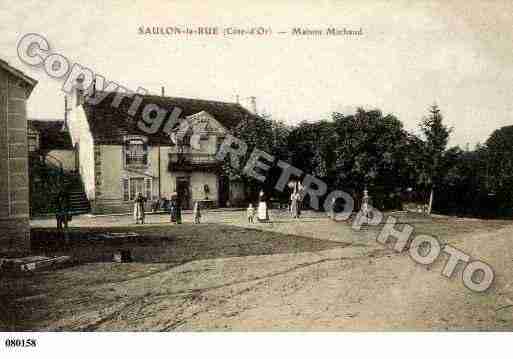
xmin=485 ymin=125 xmax=513 ymax=216
xmin=288 ymin=120 xmax=337 ymax=181
xmin=419 ymin=104 xmax=452 ymax=214
xmin=223 ymin=113 xmax=290 ymax=202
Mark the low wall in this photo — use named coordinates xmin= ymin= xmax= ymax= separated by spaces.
xmin=0 ymin=218 xmax=30 ymax=255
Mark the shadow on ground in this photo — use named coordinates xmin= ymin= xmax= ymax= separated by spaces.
xmin=0 ymin=223 xmax=348 ymax=330
xmin=30 ymin=223 xmax=347 ymax=266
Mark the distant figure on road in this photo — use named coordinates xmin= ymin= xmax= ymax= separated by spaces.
xmin=289 ymin=181 xmax=303 ymax=218
xmin=296 ymin=181 xmax=304 ymax=217
xmin=290 ymin=191 xmax=300 ymax=218
xmin=247 ymin=203 xmax=255 ymax=223
xmin=360 ymin=189 xmax=372 ymax=224
xmin=55 ymin=189 xmax=71 ymax=230
xmin=133 ymin=192 xmax=146 ymax=224
xmin=170 ymin=195 xmax=182 ymax=224
xmin=329 ymin=197 xmax=337 ymax=220
xmin=257 ymin=189 xmax=269 ymax=222
xmin=193 ymin=201 xmax=201 ymax=224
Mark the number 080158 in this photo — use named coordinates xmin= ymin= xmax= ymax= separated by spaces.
xmin=4 ymin=338 xmax=37 ymax=348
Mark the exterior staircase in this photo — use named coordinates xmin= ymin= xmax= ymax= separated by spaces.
xmin=29 ymin=154 xmax=90 ymax=216
xmin=63 ymin=174 xmax=90 ymax=215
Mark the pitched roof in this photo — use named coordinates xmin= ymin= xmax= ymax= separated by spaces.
xmin=28 ymin=119 xmax=73 ymax=150
xmin=82 ymin=91 xmax=258 ymax=145
xmin=0 ymin=58 xmax=37 ymax=93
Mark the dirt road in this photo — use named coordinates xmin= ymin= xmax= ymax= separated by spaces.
xmin=3 ymin=211 xmax=513 ymax=331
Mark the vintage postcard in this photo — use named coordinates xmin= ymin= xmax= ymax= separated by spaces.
xmin=0 ymin=0 xmax=512 ymax=356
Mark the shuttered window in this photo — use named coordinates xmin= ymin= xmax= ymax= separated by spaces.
xmin=122 ymin=178 xmax=129 ymax=201
xmin=145 ymin=178 xmax=152 ymax=200
xmin=124 ymin=138 xmax=148 ymax=166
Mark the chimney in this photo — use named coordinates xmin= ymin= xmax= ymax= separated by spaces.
xmin=92 ymin=78 xmax=96 ymax=98
xmin=161 ymin=86 xmax=165 ymax=97
xmin=235 ymin=94 xmax=240 ymax=104
xmin=75 ymin=76 xmax=85 ymax=107
xmin=249 ymin=96 xmax=257 ymax=114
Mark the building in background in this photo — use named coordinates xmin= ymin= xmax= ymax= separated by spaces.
xmin=67 ymin=89 xmax=256 ymax=214
xmin=28 ymin=119 xmax=75 ymax=172
xmin=0 ymin=58 xmax=37 ymax=254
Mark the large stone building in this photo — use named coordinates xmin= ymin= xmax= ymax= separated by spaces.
xmin=67 ymin=89 xmax=255 ymax=214
xmin=0 ymin=59 xmax=37 ymax=254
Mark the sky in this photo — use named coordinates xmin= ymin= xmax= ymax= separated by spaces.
xmin=1 ymin=0 xmax=512 ymax=147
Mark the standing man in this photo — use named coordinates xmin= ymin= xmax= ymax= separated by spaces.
xmin=169 ymin=196 xmax=177 ymax=223
xmin=193 ymin=201 xmax=201 ymax=224
xmin=296 ymin=181 xmax=304 ymax=218
xmin=55 ymin=188 xmax=71 ymax=230
xmin=175 ymin=194 xmax=182 ymax=224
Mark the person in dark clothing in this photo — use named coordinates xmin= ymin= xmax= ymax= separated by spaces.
xmin=169 ymin=197 xmax=177 ymax=223
xmin=169 ymin=194 xmax=182 ymax=224
xmin=55 ymin=189 xmax=71 ymax=230
xmin=175 ymin=196 xmax=182 ymax=224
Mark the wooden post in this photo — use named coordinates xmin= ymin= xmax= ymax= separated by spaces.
xmin=428 ymin=187 xmax=434 ymax=215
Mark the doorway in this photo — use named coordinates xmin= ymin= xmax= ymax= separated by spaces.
xmin=218 ymin=174 xmax=230 ymax=207
xmin=176 ymin=177 xmax=191 ymax=209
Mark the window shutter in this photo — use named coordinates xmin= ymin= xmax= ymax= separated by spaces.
xmin=122 ymin=178 xmax=129 ymax=201
xmin=145 ymin=178 xmax=152 ymax=199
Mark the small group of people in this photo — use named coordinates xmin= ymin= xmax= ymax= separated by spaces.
xmin=246 ymin=189 xmax=270 ymax=223
xmin=245 ymin=185 xmax=305 ymax=224
xmin=246 ymin=184 xmax=373 ymax=225
xmin=133 ymin=192 xmax=204 ymax=225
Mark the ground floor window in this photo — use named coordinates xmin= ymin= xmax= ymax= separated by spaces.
xmin=123 ymin=177 xmax=152 ymax=201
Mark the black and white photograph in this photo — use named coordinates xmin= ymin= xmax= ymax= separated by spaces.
xmin=0 ymin=0 xmax=512 ymax=357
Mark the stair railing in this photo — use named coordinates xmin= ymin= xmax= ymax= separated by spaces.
xmin=44 ymin=153 xmax=64 ymax=175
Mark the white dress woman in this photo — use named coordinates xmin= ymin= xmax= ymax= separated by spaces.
xmin=257 ymin=190 xmax=269 ymax=222
xmin=290 ymin=191 xmax=300 ymax=218
xmin=360 ymin=189 xmax=371 ymax=224
xmin=133 ymin=192 xmax=146 ymax=224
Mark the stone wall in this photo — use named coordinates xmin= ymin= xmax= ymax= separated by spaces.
xmin=0 ymin=67 xmax=31 ymax=254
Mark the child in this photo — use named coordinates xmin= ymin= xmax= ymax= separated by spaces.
xmin=193 ymin=201 xmax=201 ymax=224
xmin=247 ymin=203 xmax=255 ymax=223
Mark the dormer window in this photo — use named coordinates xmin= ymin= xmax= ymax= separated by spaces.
xmin=124 ymin=136 xmax=148 ymax=167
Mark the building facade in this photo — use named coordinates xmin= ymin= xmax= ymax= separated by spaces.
xmin=0 ymin=59 xmax=37 ymax=253
xmin=67 ymin=90 xmax=251 ymax=214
